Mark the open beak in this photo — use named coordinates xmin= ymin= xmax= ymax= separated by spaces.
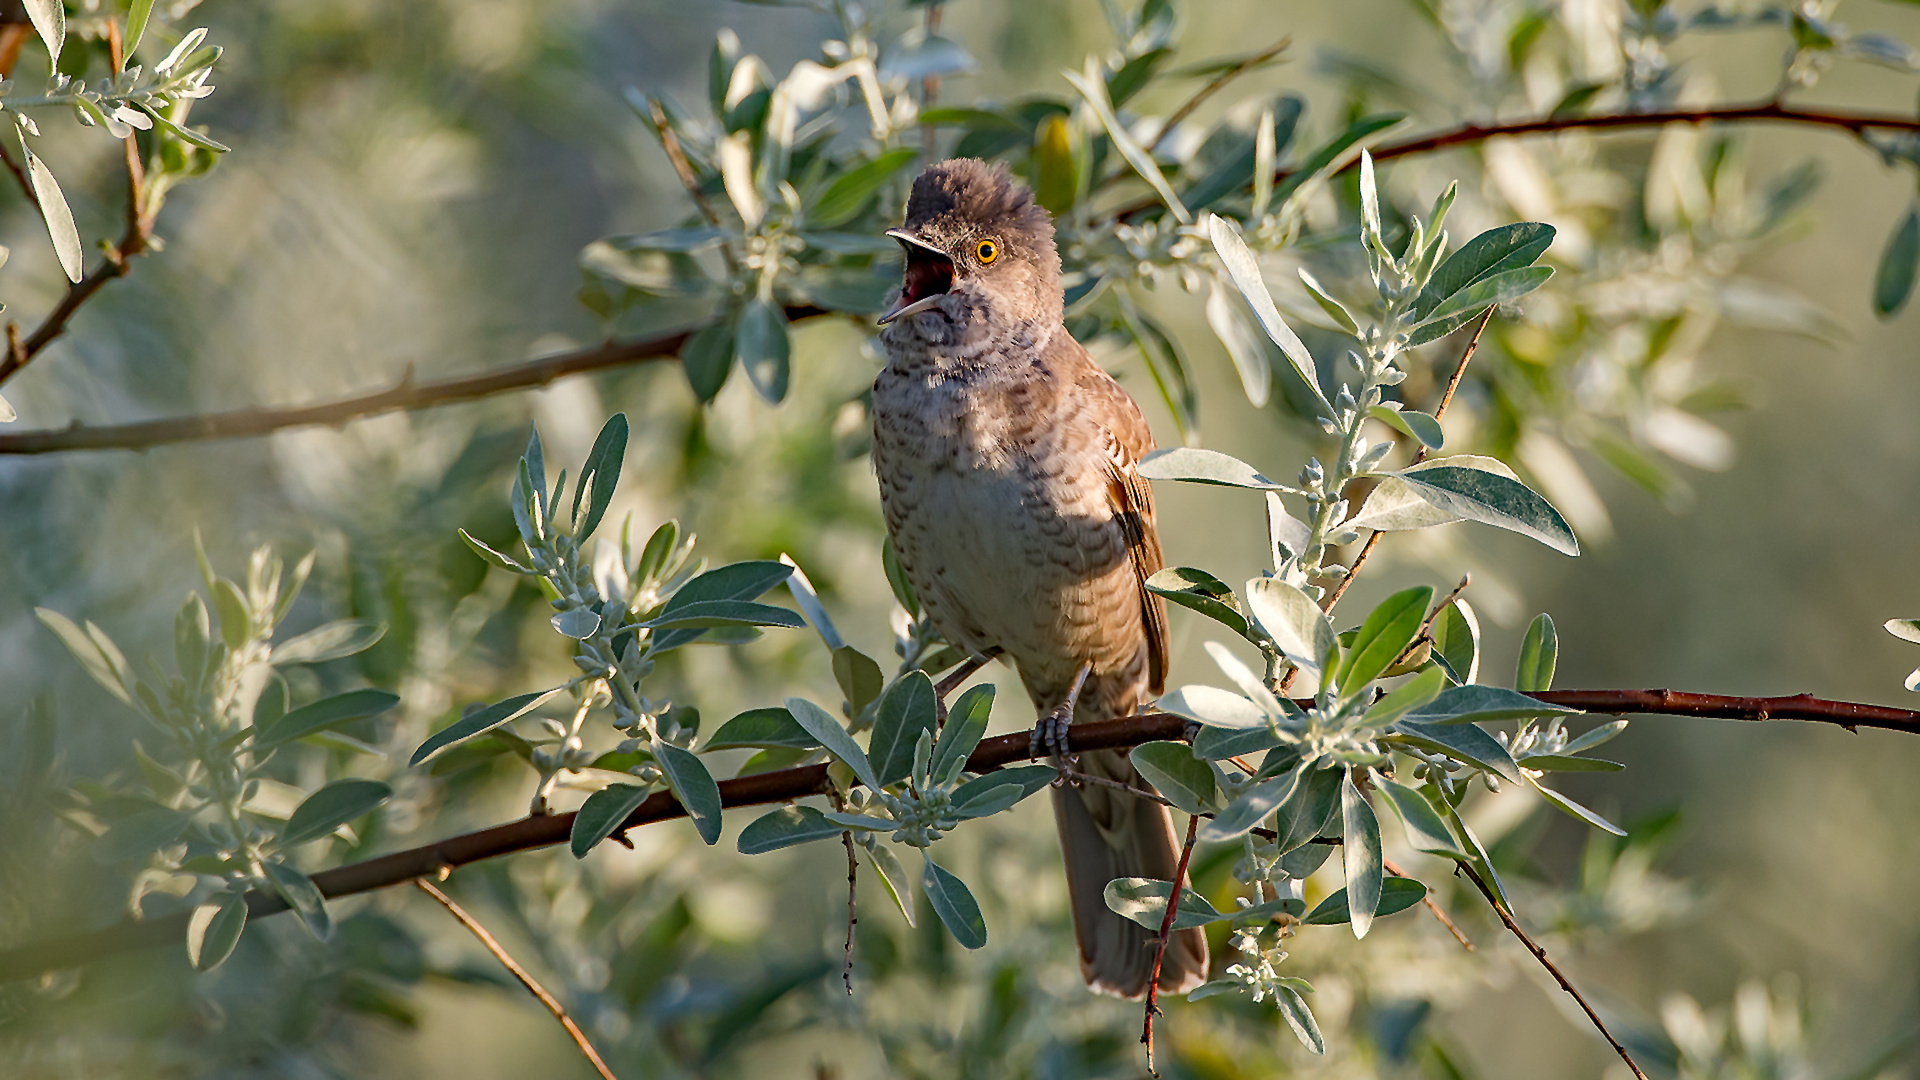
xmin=878 ymin=229 xmax=954 ymax=325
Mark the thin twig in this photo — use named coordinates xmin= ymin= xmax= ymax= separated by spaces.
xmin=647 ymin=96 xmax=736 ymax=276
xmin=1322 ymin=306 xmax=1495 ymax=614
xmin=1145 ymin=38 xmax=1290 ymax=157
xmin=920 ymin=2 xmax=942 ymax=159
xmin=414 ymin=879 xmax=619 ymax=1080
xmin=840 ymin=830 xmax=858 ymax=996
xmin=1061 ymin=767 xmax=1180 ymax=808
xmin=6 ymin=690 xmax=1919 ymax=981
xmin=1455 ymin=864 xmax=1645 ymax=1079
xmin=1382 ymin=856 xmax=1472 ymax=951
xmin=1141 ymin=811 xmax=1201 ymax=1077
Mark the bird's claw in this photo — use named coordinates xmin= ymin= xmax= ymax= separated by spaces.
xmin=1030 ymin=707 xmax=1078 ymax=787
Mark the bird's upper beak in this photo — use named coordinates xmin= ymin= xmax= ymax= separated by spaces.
xmin=878 ymin=229 xmax=954 ymax=325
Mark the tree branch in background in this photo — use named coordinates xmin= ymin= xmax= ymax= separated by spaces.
xmin=1144 ymin=38 xmax=1291 ymax=158
xmin=1384 ymin=855 xmax=1473 ymax=951
xmin=2 ymin=688 xmax=1914 ymax=983
xmin=0 ymin=21 xmax=158 ymax=393
xmin=1322 ymin=306 xmax=1496 ymax=615
xmin=1141 ymin=811 xmax=1201 ymax=1077
xmin=414 ymin=878 xmax=619 ymax=1080
xmin=1457 ymin=863 xmax=1648 ymax=1080
xmin=0 ymin=306 xmax=831 ymax=454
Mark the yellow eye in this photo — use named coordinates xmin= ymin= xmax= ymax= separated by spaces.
xmin=976 ymin=239 xmax=998 ymax=264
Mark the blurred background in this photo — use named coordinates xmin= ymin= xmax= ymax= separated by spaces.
xmin=2 ymin=0 xmax=1919 ymax=1077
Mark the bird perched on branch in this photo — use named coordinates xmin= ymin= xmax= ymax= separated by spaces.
xmin=870 ymin=158 xmax=1208 ymax=997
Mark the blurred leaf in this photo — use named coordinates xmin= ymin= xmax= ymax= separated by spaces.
xmin=273 ymin=620 xmax=387 ymax=665
xmin=1516 ymin=613 xmax=1558 ymax=691
xmin=1273 ymin=112 xmax=1405 ymax=207
xmin=882 ymin=536 xmax=920 ymax=617
xmin=1108 ymin=46 xmax=1170 ymax=106
xmin=1529 ymin=778 xmax=1625 ymax=835
xmin=1277 ymin=986 xmax=1326 ymax=1054
xmin=706 ymin=707 xmax=818 ymax=750
xmin=410 ymin=689 xmax=563 ymax=766
xmin=94 ymin=807 xmax=190 ymax=863
xmin=1064 ymin=62 xmax=1190 ymax=223
xmin=1130 ymin=741 xmax=1218 ymax=814
xmin=738 ymin=805 xmax=843 ymax=854
xmin=1033 ymin=113 xmax=1078 ymax=215
xmin=654 ymin=741 xmax=723 ymax=844
xmin=35 ymin=608 xmax=133 ymax=705
xmin=1117 ymin=293 xmax=1198 ymax=442
xmin=786 ymin=696 xmax=881 ymax=791
xmin=810 ymin=148 xmax=918 ymax=228
xmin=125 ymin=0 xmax=158 ymax=60
xmin=186 ymin=893 xmax=246 ymax=971
xmin=571 ymin=783 xmax=651 ymax=857
xmin=281 ymin=780 xmax=392 ymax=847
xmin=923 ymin=858 xmax=987 ymax=948
xmin=880 ymin=31 xmax=976 ymax=81
xmin=735 ymin=296 xmax=791 ymax=403
xmin=1301 ymin=875 xmax=1425 ymax=926
xmin=264 ymin=861 xmax=331 ymax=941
xmin=259 ymin=689 xmax=401 ymax=749
xmin=682 ymin=315 xmax=736 ymax=402
xmin=0 ymin=392 xmax=13 ymax=423
xmin=1206 ymin=214 xmax=1330 ymax=415
xmin=1875 ymin=205 xmax=1919 ymax=318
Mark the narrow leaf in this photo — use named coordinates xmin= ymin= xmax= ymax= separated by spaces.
xmin=1341 ymin=773 xmax=1384 ymax=938
xmin=868 ymin=671 xmax=938 ymax=788
xmin=273 ymin=620 xmax=387 ymax=665
xmin=187 ymin=893 xmax=247 ymax=971
xmin=930 ymin=683 xmax=995 ymax=782
xmin=1206 ymin=214 xmax=1329 ymax=415
xmin=280 ymin=779 xmax=392 ymax=847
xmin=263 ymin=861 xmax=331 ymax=941
xmin=258 ymin=689 xmax=401 ymax=749
xmin=571 ymin=783 xmax=652 ymax=857
xmin=1338 ymin=586 xmax=1432 ymax=693
xmin=1130 ymin=741 xmax=1218 ymax=814
xmin=738 ymin=805 xmax=843 ymax=854
xmin=923 ymin=858 xmax=987 ymax=948
xmin=1515 ymin=613 xmax=1557 ymax=692
xmin=410 ymin=688 xmax=563 ymax=765
xmin=786 ymin=696 xmax=881 ymax=791
xmin=1876 ymin=205 xmax=1920 ymax=318
xmin=706 ymin=707 xmax=818 ymax=750
xmin=20 ymin=139 xmax=80 ymax=283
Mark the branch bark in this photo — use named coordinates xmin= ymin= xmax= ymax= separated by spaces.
xmin=2 ymin=687 xmax=1915 ymax=982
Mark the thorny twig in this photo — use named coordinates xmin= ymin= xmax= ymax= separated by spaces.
xmin=1141 ymin=811 xmax=1201 ymax=1077
xmin=1382 ymin=855 xmax=1472 ymax=951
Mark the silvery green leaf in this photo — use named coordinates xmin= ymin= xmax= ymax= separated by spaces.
xmin=949 ymin=765 xmax=1053 ymax=817
xmin=930 ymin=683 xmax=994 ymax=782
xmin=1389 ymin=719 xmax=1522 ymax=782
xmin=280 ymin=780 xmax=392 ymax=848
xmin=717 ymin=132 xmax=762 ymax=228
xmin=1296 ymin=267 xmax=1361 ymax=336
xmin=264 ymin=861 xmax=331 ymax=941
xmin=1268 ymin=492 xmax=1311 ymax=565
xmin=738 ymin=804 xmax=842 ymax=854
xmin=1561 ymin=719 xmax=1628 ymax=756
xmin=1379 ymin=779 xmax=1466 ymax=857
xmin=22 ymin=0 xmax=61 ymax=69
xmin=794 ymin=264 xmax=895 ymax=314
xmin=681 ymin=316 xmax=735 ymax=402
xmin=186 ymin=893 xmax=246 ymax=971
xmin=1102 ymin=877 xmax=1229 ymax=931
xmin=1205 ymin=279 xmax=1271 ymax=407
xmin=1403 ymin=685 xmax=1577 ymax=726
xmin=1064 ymin=61 xmax=1189 ymax=224
xmin=1116 ymin=296 xmax=1198 ymax=444
xmin=1418 ymin=265 xmax=1552 ymax=327
xmin=1157 ymin=684 xmax=1268 ymax=730
xmin=1413 ymin=222 xmax=1555 ymax=322
xmin=1206 ymin=214 xmax=1329 ymax=415
xmin=1361 ymin=666 xmax=1446 ymax=727
xmin=1518 ymin=753 xmax=1623 ymax=772
xmin=572 ymin=413 xmax=628 ymax=541
xmin=1376 ymin=460 xmax=1580 ymax=556
xmin=864 ymin=842 xmax=915 ymax=926
xmin=1277 ymin=986 xmax=1325 ymax=1055
xmin=550 ymin=608 xmax=601 ymax=639
xmin=1429 ymin=597 xmax=1480 ymax=684
xmin=1367 ymin=403 xmax=1443 ymax=449
xmin=1198 ymin=766 xmax=1300 ymax=842
xmin=571 ymin=783 xmax=652 ymax=857
xmin=820 ymin=811 xmax=896 ymax=831
xmin=1147 ymin=568 xmax=1250 ymax=638
xmin=1877 ymin=207 xmax=1920 ymax=318
xmin=1130 ymin=741 xmax=1219 ymax=814
xmin=705 ymin=707 xmax=816 ymax=750
xmin=735 ymin=295 xmax=790 ymax=404
xmin=94 ymin=807 xmax=191 ymax=862
xmin=125 ymin=0 xmax=158 ymax=60
xmin=880 ymin=30 xmax=977 ymax=80
xmin=1358 ymin=150 xmax=1382 ymax=243
xmin=1192 ymin=723 xmax=1286 ymax=760
xmin=1528 ymin=777 xmax=1626 ymax=835
xmin=257 ymin=688 xmax=401 ymax=749
xmin=273 ymin=620 xmax=387 ymax=665
xmin=410 ymin=688 xmax=564 ymax=765
xmin=832 ymin=645 xmax=884 ymax=719
xmin=1516 ymin=613 xmax=1558 ymax=692
xmin=810 ymin=147 xmax=918 ymax=229
xmin=786 ymin=696 xmax=881 ymax=791
xmin=1203 ymin=640 xmax=1288 ymax=717
xmin=639 ymin=599 xmax=805 ymax=630
xmin=1244 ymin=577 xmax=1336 ymax=684
xmin=0 ymin=392 xmax=13 ymax=423
xmin=1884 ymin=619 xmax=1920 ymax=645
xmin=1346 ymin=474 xmax=1467 ymax=532
xmin=923 ymin=858 xmax=987 ymax=948
xmin=868 ymin=670 xmax=938 ymax=788
xmin=609 ymin=227 xmax=730 ymax=253
xmin=1340 ymin=773 xmax=1383 ymax=938
xmin=35 ymin=608 xmax=133 ymax=704
xmin=1301 ymin=875 xmax=1425 ymax=927
xmin=1337 ymin=586 xmax=1431 ymax=693
xmin=800 ymin=231 xmax=904 ymax=255
xmin=1187 ymin=980 xmax=1244 ymax=1002
xmin=654 ymin=740 xmax=722 ymax=844
xmin=652 ymin=560 xmax=794 ymax=650
xmin=1138 ymin=447 xmax=1296 ymax=491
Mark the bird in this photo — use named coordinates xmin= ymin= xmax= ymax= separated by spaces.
xmin=869 ymin=158 xmax=1208 ymax=998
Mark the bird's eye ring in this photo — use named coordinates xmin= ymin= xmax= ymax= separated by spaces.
xmin=976 ymin=239 xmax=998 ymax=264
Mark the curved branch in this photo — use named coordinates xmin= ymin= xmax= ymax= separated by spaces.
xmin=0 ymin=306 xmax=831 ymax=455
xmin=1 ymin=687 xmax=1914 ymax=983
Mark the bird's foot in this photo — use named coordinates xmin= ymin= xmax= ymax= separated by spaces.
xmin=1030 ymin=705 xmax=1079 ymax=787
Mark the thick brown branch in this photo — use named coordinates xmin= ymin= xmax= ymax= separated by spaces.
xmin=3 ymin=688 xmax=1916 ymax=982
xmin=1457 ymin=863 xmax=1647 ymax=1080
xmin=0 ymin=307 xmax=830 ymax=454
xmin=416 ymin=879 xmax=618 ymax=1080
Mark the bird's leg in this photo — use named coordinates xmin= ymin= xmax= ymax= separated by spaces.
xmin=1030 ymin=661 xmax=1093 ymax=782
xmin=933 ymin=647 xmax=1002 ymax=726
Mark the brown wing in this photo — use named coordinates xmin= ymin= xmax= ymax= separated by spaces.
xmin=1048 ymin=332 xmax=1171 ymax=698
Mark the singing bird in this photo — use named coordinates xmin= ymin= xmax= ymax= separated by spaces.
xmin=870 ymin=158 xmax=1208 ymax=997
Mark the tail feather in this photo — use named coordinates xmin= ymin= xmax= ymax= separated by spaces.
xmin=1053 ymin=749 xmax=1209 ymax=999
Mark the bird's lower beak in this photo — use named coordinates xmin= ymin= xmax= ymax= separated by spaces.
xmin=879 ymin=230 xmax=954 ymax=325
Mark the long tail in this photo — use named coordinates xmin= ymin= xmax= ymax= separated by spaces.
xmin=1053 ymin=747 xmax=1209 ymax=998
